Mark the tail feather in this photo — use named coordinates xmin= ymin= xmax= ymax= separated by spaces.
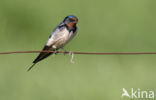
xmin=33 ymin=52 xmax=52 ymax=63
xmin=33 ymin=45 xmax=53 ymax=63
xmin=27 ymin=63 xmax=36 ymax=71
xmin=27 ymin=45 xmax=53 ymax=71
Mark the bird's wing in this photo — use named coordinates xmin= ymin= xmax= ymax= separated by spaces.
xmin=31 ymin=25 xmax=65 ymax=63
xmin=29 ymin=26 xmax=65 ymax=64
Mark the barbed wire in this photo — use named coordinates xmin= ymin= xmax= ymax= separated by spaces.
xmin=1 ymin=50 xmax=156 ymax=55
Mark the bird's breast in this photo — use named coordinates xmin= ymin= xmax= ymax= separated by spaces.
xmin=54 ymin=28 xmax=73 ymax=48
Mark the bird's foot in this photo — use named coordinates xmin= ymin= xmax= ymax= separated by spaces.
xmin=54 ymin=50 xmax=58 ymax=55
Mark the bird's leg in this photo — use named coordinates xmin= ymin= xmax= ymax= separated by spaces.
xmin=53 ymin=49 xmax=58 ymax=55
xmin=61 ymin=47 xmax=68 ymax=55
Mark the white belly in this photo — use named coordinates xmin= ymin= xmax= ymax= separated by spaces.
xmin=49 ymin=28 xmax=74 ymax=49
xmin=55 ymin=31 xmax=70 ymax=48
xmin=46 ymin=27 xmax=77 ymax=49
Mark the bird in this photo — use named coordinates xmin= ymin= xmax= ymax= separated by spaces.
xmin=27 ymin=15 xmax=78 ymax=71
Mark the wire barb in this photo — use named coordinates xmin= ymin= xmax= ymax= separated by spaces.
xmin=69 ymin=52 xmax=74 ymax=63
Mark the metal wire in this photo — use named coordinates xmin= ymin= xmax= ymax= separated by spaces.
xmin=0 ymin=50 xmax=156 ymax=55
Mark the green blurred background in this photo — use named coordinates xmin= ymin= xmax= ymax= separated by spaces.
xmin=0 ymin=0 xmax=156 ymax=100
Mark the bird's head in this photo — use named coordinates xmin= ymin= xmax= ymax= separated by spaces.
xmin=63 ymin=15 xmax=78 ymax=28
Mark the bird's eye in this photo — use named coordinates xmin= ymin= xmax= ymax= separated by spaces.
xmin=69 ymin=18 xmax=74 ymax=22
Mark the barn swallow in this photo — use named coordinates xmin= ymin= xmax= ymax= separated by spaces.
xmin=27 ymin=15 xmax=78 ymax=71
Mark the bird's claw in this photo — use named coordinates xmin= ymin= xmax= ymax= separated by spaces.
xmin=54 ymin=50 xmax=58 ymax=55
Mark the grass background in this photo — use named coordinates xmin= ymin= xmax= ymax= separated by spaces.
xmin=0 ymin=0 xmax=156 ymax=100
